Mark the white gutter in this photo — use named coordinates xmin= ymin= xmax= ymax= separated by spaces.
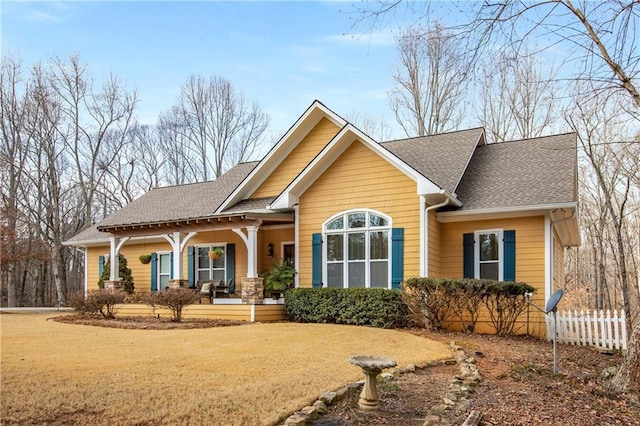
xmin=422 ymin=197 xmax=450 ymax=277
xmin=437 ymin=202 xmax=578 ymax=221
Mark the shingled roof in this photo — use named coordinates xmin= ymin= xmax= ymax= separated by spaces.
xmin=454 ymin=133 xmax=577 ymax=210
xmin=65 ymin=161 xmax=258 ymax=244
xmin=381 ymin=128 xmax=484 ymax=194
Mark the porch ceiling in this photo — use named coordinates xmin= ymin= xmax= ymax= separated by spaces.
xmin=96 ymin=213 xmax=294 ymax=237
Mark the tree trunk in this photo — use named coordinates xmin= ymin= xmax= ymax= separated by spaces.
xmin=611 ymin=316 xmax=640 ymax=391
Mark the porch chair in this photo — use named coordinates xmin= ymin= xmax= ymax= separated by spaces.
xmin=197 ymin=280 xmax=215 ymax=304
xmin=213 ymin=280 xmax=230 ymax=298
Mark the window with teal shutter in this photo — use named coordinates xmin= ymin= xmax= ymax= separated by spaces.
xmin=503 ymin=230 xmax=516 ymax=281
xmin=150 ymin=253 xmax=158 ymax=291
xmin=312 ymin=233 xmax=322 ymax=288
xmin=98 ymin=255 xmax=105 ymax=278
xmin=187 ymin=246 xmax=195 ymax=288
xmin=391 ymin=228 xmax=404 ymax=289
xmin=225 ymin=243 xmax=235 ymax=293
xmin=463 ymin=233 xmax=474 ymax=279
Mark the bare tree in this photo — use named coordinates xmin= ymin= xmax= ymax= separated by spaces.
xmin=389 ymin=23 xmax=467 ymax=137
xmin=479 ymin=50 xmax=561 ymax=143
xmin=166 ymin=75 xmax=269 ymax=180
xmin=157 ymin=108 xmax=200 ymax=185
xmin=345 ymin=110 xmax=393 ymax=141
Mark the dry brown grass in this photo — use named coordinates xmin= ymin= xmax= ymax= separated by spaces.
xmin=0 ymin=313 xmax=451 ymax=425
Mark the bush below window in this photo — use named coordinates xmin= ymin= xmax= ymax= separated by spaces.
xmin=402 ymin=277 xmax=534 ymax=335
xmin=285 ymin=288 xmax=408 ymax=329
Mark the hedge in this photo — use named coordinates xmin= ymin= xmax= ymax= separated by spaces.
xmin=285 ymin=288 xmax=409 ymax=329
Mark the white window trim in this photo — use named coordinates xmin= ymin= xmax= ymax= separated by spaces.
xmin=157 ymin=251 xmax=172 ymax=290
xmin=474 ymin=229 xmax=503 ymax=281
xmin=281 ymin=241 xmax=295 ymax=265
xmin=323 ymin=209 xmax=392 ymax=289
xmin=195 ymin=243 xmax=227 ymax=282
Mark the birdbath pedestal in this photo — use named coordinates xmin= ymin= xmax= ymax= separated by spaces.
xmin=349 ymin=355 xmax=397 ymax=410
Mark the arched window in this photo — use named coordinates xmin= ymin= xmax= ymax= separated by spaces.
xmin=324 ymin=210 xmax=391 ymax=288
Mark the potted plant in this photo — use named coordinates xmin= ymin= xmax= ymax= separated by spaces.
xmin=262 ymin=260 xmax=297 ymax=299
xmin=208 ymin=247 xmax=224 ymax=260
xmin=139 ymin=254 xmax=152 ymax=264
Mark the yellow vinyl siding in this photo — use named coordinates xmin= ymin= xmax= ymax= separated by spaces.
xmin=114 ymin=303 xmax=286 ymax=321
xmin=251 ymin=118 xmax=340 ymax=198
xmin=258 ymin=227 xmax=295 ymax=273
xmin=298 ymin=139 xmax=421 ymax=287
xmin=440 ymin=216 xmax=547 ymax=335
xmin=428 ymin=209 xmax=442 ymax=277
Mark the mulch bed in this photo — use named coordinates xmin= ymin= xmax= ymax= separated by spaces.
xmin=314 ymin=330 xmax=640 ymax=425
xmin=52 ymin=314 xmax=247 ymax=329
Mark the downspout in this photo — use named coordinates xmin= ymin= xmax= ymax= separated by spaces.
xmin=423 ymin=198 xmax=450 ymax=277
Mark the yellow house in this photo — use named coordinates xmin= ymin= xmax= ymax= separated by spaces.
xmin=65 ymin=101 xmax=580 ymax=333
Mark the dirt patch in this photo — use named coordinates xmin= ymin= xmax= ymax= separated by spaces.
xmin=52 ymin=314 xmax=247 ymax=330
xmin=313 ymin=330 xmax=640 ymax=426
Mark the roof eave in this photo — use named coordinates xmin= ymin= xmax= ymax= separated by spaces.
xmin=436 ymin=202 xmax=578 ymax=223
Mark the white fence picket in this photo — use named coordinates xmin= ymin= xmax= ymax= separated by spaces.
xmin=546 ymin=309 xmax=627 ymax=351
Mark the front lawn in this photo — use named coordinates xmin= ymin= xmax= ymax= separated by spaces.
xmin=0 ymin=313 xmax=451 ymax=425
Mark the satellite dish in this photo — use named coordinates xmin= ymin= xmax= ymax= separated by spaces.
xmin=545 ymin=289 xmax=564 ymax=314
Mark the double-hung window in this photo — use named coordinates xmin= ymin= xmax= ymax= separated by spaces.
xmin=475 ymin=230 xmax=503 ymax=281
xmin=197 ymin=245 xmax=226 ymax=282
xmin=325 ymin=210 xmax=391 ymax=288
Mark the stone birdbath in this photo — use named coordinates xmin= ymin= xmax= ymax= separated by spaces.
xmin=349 ymin=355 xmax=397 ymax=410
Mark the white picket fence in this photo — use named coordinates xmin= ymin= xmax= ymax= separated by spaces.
xmin=546 ymin=309 xmax=628 ymax=350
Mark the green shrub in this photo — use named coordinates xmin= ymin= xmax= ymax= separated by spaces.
xmin=67 ymin=289 xmax=126 ymax=319
xmin=285 ymin=288 xmax=408 ymax=329
xmin=402 ymin=277 xmax=535 ymax=335
xmin=98 ymin=254 xmax=135 ymax=294
xmin=148 ymin=288 xmax=201 ymax=322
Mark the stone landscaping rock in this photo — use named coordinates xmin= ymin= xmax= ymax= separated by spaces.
xmin=284 ymin=414 xmax=306 ymax=426
xmin=313 ymin=400 xmax=327 ymax=414
xmin=423 ymin=414 xmax=442 ymax=425
xmin=300 ymin=406 xmax=318 ymax=421
xmin=319 ymin=391 xmax=337 ymax=404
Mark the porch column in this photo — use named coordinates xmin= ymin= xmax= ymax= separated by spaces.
xmin=162 ymin=231 xmax=197 ymax=287
xmin=232 ymin=225 xmax=260 ymax=278
xmin=106 ymin=236 xmax=129 ymax=288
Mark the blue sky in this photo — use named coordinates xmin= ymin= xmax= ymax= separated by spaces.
xmin=2 ymin=1 xmax=420 ymax=140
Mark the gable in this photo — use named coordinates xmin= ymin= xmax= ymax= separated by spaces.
xmin=251 ymin=117 xmax=341 ymax=199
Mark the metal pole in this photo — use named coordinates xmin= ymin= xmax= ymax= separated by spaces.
xmin=553 ymin=309 xmax=558 ymax=374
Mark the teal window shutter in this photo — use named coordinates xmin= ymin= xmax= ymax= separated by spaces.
xmin=312 ymin=233 xmax=322 ymax=288
xmin=225 ymin=243 xmax=235 ymax=293
xmin=187 ymin=246 xmax=195 ymax=288
xmin=503 ymin=230 xmax=516 ymax=281
xmin=463 ymin=233 xmax=474 ymax=279
xmin=150 ymin=253 xmax=158 ymax=291
xmin=98 ymin=255 xmax=105 ymax=278
xmin=391 ymin=228 xmax=404 ymax=289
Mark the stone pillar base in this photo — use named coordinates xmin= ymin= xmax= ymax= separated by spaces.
xmin=104 ymin=280 xmax=123 ymax=290
xmin=169 ymin=279 xmax=190 ymax=289
xmin=241 ymin=277 xmax=264 ymax=305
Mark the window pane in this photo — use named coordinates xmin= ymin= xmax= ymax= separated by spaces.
xmin=327 ymin=263 xmax=344 ymax=288
xmin=348 ymin=213 xmax=366 ymax=229
xmin=212 ymin=270 xmax=225 ymax=282
xmin=370 ymin=214 xmax=388 ymax=227
xmin=198 ymin=247 xmax=210 ymax=268
xmin=348 ymin=233 xmax=365 ymax=260
xmin=370 ymin=261 xmax=388 ymax=288
xmin=327 ymin=234 xmax=344 ymax=261
xmin=480 ymin=262 xmax=499 ymax=280
xmin=479 ymin=233 xmax=499 ymax=261
xmin=198 ymin=270 xmax=210 ymax=281
xmin=159 ymin=275 xmax=170 ymax=290
xmin=348 ymin=262 xmax=365 ymax=287
xmin=326 ymin=217 xmax=344 ymax=230
xmin=211 ymin=246 xmax=225 ymax=269
xmin=369 ymin=231 xmax=388 ymax=260
xmin=159 ymin=254 xmax=171 ymax=273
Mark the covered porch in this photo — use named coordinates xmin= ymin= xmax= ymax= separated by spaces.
xmin=97 ymin=210 xmax=296 ymax=305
